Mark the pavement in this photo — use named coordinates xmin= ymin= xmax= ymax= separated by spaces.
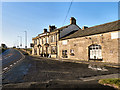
xmin=32 ymin=55 xmax=120 ymax=68
xmin=2 ymin=50 xmax=120 ymax=89
xmin=2 ymin=79 xmax=117 ymax=89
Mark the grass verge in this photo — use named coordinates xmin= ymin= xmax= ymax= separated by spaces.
xmin=98 ymin=78 xmax=120 ymax=89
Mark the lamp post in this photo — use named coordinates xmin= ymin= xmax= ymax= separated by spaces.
xmin=24 ymin=31 xmax=27 ymax=49
xmin=18 ymin=36 xmax=22 ymax=48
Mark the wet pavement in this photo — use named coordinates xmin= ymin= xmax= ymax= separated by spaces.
xmin=2 ymin=50 xmax=119 ymax=89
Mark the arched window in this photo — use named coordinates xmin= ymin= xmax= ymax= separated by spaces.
xmin=88 ymin=44 xmax=102 ymax=60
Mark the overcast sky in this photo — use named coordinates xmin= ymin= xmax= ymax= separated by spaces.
xmin=2 ymin=2 xmax=118 ymax=48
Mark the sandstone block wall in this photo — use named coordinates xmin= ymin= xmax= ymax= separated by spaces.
xmin=58 ymin=31 xmax=119 ymax=63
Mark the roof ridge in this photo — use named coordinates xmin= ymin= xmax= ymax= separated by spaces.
xmin=55 ymin=24 xmax=71 ymax=30
xmin=83 ymin=20 xmax=119 ymax=30
xmin=61 ymin=20 xmax=120 ymax=40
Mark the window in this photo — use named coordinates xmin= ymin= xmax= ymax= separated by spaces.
xmin=51 ymin=36 xmax=53 ymax=42
xmin=51 ymin=46 xmax=56 ymax=54
xmin=39 ymin=39 xmax=40 ymax=44
xmin=70 ymin=49 xmax=74 ymax=56
xmin=42 ymin=38 xmax=43 ymax=44
xmin=34 ymin=40 xmax=37 ymax=45
xmin=34 ymin=48 xmax=37 ymax=55
xmin=51 ymin=35 xmax=55 ymax=42
xmin=54 ymin=34 xmax=56 ymax=42
xmin=89 ymin=44 xmax=102 ymax=60
xmin=62 ymin=50 xmax=68 ymax=58
xmin=43 ymin=38 xmax=46 ymax=44
xmin=46 ymin=37 xmax=48 ymax=43
xmin=53 ymin=35 xmax=54 ymax=42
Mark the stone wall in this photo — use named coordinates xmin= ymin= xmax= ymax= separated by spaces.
xmin=58 ymin=31 xmax=119 ymax=63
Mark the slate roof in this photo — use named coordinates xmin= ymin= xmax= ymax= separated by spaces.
xmin=61 ymin=20 xmax=120 ymax=40
xmin=32 ymin=24 xmax=80 ymax=40
xmin=51 ymin=24 xmax=81 ymax=32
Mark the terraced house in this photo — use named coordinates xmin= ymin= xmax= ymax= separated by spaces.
xmin=32 ymin=17 xmax=80 ymax=58
xmin=58 ymin=20 xmax=120 ymax=63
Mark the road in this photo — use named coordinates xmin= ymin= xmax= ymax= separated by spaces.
xmin=2 ymin=49 xmax=119 ymax=89
xmin=2 ymin=49 xmax=24 ymax=69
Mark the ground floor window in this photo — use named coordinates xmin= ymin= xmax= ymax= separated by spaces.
xmin=34 ymin=48 xmax=37 ymax=55
xmin=70 ymin=49 xmax=74 ymax=56
xmin=51 ymin=46 xmax=56 ymax=54
xmin=89 ymin=44 xmax=102 ymax=60
xmin=62 ymin=50 xmax=68 ymax=58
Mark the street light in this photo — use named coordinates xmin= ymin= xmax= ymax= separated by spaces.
xmin=18 ymin=36 xmax=22 ymax=48
xmin=24 ymin=31 xmax=27 ymax=49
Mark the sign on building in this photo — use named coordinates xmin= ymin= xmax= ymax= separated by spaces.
xmin=62 ymin=40 xmax=67 ymax=45
xmin=111 ymin=31 xmax=120 ymax=39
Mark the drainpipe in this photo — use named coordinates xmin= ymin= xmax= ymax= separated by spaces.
xmin=56 ymin=33 xmax=58 ymax=58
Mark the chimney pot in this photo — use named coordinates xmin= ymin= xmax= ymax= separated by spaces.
xmin=49 ymin=25 xmax=56 ymax=32
xmin=82 ymin=26 xmax=88 ymax=30
xmin=44 ymin=28 xmax=47 ymax=33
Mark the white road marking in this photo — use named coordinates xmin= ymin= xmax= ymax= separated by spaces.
xmin=3 ymin=67 xmax=8 ymax=71
xmin=10 ymin=64 xmax=13 ymax=67
xmin=2 ymin=49 xmax=25 ymax=73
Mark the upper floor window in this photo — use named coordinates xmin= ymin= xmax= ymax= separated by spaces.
xmin=54 ymin=34 xmax=56 ymax=42
xmin=51 ymin=34 xmax=56 ymax=42
xmin=51 ymin=36 xmax=54 ymax=42
xmin=46 ymin=37 xmax=48 ymax=43
xmin=42 ymin=38 xmax=43 ymax=44
xmin=34 ymin=40 xmax=37 ymax=45
xmin=39 ymin=39 xmax=40 ymax=44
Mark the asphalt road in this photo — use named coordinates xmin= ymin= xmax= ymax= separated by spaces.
xmin=2 ymin=49 xmax=119 ymax=89
xmin=2 ymin=49 xmax=23 ymax=69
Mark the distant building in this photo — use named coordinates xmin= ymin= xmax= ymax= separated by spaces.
xmin=32 ymin=17 xmax=80 ymax=58
xmin=58 ymin=20 xmax=120 ymax=63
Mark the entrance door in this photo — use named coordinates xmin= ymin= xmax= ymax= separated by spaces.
xmin=89 ymin=44 xmax=102 ymax=60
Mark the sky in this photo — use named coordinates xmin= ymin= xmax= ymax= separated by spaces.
xmin=2 ymin=2 xmax=118 ymax=48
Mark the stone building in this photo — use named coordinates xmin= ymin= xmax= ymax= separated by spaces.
xmin=32 ymin=17 xmax=80 ymax=58
xmin=58 ymin=20 xmax=120 ymax=63
xmin=32 ymin=29 xmax=49 ymax=56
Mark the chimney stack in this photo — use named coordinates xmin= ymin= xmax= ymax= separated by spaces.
xmin=44 ymin=28 xmax=47 ymax=33
xmin=70 ymin=17 xmax=76 ymax=25
xmin=49 ymin=25 xmax=56 ymax=32
xmin=82 ymin=26 xmax=88 ymax=30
